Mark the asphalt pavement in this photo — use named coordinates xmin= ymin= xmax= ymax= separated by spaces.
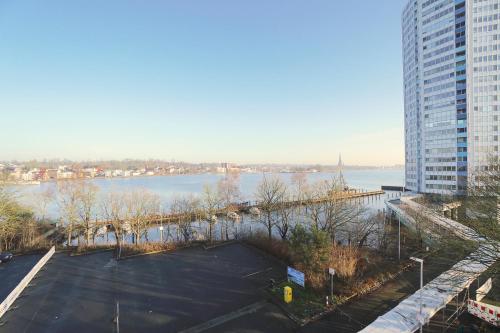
xmin=0 ymin=254 xmax=42 ymax=300
xmin=0 ymin=243 xmax=293 ymax=333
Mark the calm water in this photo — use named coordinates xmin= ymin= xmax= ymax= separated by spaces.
xmin=14 ymin=168 xmax=403 ymax=219
xmin=11 ymin=168 xmax=404 ymax=246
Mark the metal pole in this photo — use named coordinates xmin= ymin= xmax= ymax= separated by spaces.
xmin=159 ymin=204 xmax=163 ymax=243
xmin=420 ymin=260 xmax=423 ymax=333
xmin=398 ymin=216 xmax=401 ymax=261
xmin=330 ymin=274 xmax=333 ymax=300
xmin=410 ymin=257 xmax=424 ymax=333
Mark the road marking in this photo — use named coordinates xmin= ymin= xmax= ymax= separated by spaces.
xmin=115 ymin=301 xmax=120 ymax=333
xmin=242 ymin=267 xmax=272 ymax=278
xmin=104 ymin=259 xmax=117 ymax=269
xmin=177 ymin=301 xmax=267 ymax=333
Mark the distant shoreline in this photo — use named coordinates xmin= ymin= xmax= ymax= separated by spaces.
xmin=2 ymin=167 xmax=404 ymax=186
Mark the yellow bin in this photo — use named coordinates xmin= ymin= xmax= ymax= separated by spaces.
xmin=284 ymin=286 xmax=292 ymax=303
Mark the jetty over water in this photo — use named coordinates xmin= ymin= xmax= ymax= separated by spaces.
xmin=96 ymin=189 xmax=385 ymax=225
xmin=145 ymin=189 xmax=385 ymax=224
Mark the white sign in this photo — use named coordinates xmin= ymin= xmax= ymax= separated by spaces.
xmin=159 ymin=226 xmax=164 ymax=231
xmin=477 ymin=278 xmax=492 ymax=301
xmin=328 ymin=268 xmax=335 ymax=275
xmin=287 ymin=267 xmax=305 ymax=287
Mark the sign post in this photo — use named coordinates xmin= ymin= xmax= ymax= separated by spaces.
xmin=328 ymin=268 xmax=335 ymax=301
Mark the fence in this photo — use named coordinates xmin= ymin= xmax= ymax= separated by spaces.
xmin=0 ymin=246 xmax=55 ymax=319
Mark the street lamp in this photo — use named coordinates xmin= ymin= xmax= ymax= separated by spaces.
xmin=410 ymin=256 xmax=424 ymax=333
xmin=398 ymin=215 xmax=401 ymax=261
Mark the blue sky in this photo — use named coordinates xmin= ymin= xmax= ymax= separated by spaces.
xmin=0 ymin=1 xmax=405 ymax=166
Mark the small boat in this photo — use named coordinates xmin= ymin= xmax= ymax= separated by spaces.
xmin=249 ymin=207 xmax=260 ymax=215
xmin=227 ymin=212 xmax=240 ymax=220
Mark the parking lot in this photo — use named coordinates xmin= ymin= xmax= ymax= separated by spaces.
xmin=0 ymin=243 xmax=295 ymax=333
xmin=0 ymin=254 xmax=42 ymax=300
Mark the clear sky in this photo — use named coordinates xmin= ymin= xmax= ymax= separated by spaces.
xmin=0 ymin=0 xmax=405 ymax=166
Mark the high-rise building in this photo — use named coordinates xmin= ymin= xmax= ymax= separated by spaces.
xmin=402 ymin=0 xmax=500 ymax=194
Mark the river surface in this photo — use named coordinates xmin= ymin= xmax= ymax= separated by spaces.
xmin=8 ymin=168 xmax=405 ymax=246
xmin=13 ymin=168 xmax=404 ymax=219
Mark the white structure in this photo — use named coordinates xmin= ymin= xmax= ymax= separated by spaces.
xmin=360 ymin=196 xmax=499 ymax=332
xmin=403 ymin=0 xmax=500 ymax=194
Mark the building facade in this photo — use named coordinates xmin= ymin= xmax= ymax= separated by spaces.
xmin=402 ymin=0 xmax=500 ymax=194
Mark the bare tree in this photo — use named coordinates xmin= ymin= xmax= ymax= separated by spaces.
xmin=31 ymin=187 xmax=54 ymax=222
xmin=75 ymin=181 xmax=99 ymax=245
xmin=171 ymin=194 xmax=198 ymax=243
xmin=275 ymin=188 xmax=297 ymax=240
xmin=101 ymin=192 xmax=127 ymax=256
xmin=217 ymin=172 xmax=241 ymax=240
xmin=124 ymin=189 xmax=160 ymax=245
xmin=291 ymin=172 xmax=309 ymax=204
xmin=255 ymin=174 xmax=287 ymax=239
xmin=304 ymin=177 xmax=366 ymax=243
xmin=346 ymin=212 xmax=384 ymax=248
xmin=57 ymin=181 xmax=81 ymax=246
xmin=217 ymin=172 xmax=241 ymax=211
xmin=201 ymin=184 xmax=221 ymax=243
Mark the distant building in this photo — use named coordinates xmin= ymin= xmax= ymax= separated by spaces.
xmin=46 ymin=169 xmax=58 ymax=180
xmin=57 ymin=170 xmax=74 ymax=179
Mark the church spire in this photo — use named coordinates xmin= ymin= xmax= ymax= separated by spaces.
xmin=338 ymin=153 xmax=346 ymax=190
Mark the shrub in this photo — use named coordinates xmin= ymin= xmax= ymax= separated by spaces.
xmin=242 ymin=231 xmax=290 ymax=263
xmin=289 ymin=225 xmax=331 ymax=290
xmin=120 ymin=242 xmax=177 ymax=257
xmin=329 ymin=245 xmax=360 ymax=280
xmin=74 ymin=244 xmax=114 ymax=254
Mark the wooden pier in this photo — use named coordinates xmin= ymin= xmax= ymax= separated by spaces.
xmin=147 ymin=189 xmax=385 ymax=224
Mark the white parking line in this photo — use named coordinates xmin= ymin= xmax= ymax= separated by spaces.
xmin=242 ymin=267 xmax=272 ymax=278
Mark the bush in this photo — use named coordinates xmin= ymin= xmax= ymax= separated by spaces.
xmin=329 ymin=245 xmax=360 ymax=280
xmin=242 ymin=231 xmax=290 ymax=263
xmin=120 ymin=242 xmax=177 ymax=257
xmin=73 ymin=244 xmax=114 ymax=254
xmin=289 ymin=225 xmax=331 ymax=290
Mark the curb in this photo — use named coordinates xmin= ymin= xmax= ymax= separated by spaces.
xmin=117 ymin=243 xmax=199 ymax=260
xmin=10 ymin=250 xmax=49 ymax=257
xmin=268 ymin=296 xmax=304 ymax=326
xmin=69 ymin=248 xmax=115 ymax=257
xmin=117 ymin=248 xmax=174 ymax=260
xmin=203 ymin=240 xmax=238 ymax=250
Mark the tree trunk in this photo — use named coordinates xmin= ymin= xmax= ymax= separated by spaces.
xmin=209 ymin=223 xmax=213 ymax=243
xmin=67 ymin=225 xmax=72 ymax=247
